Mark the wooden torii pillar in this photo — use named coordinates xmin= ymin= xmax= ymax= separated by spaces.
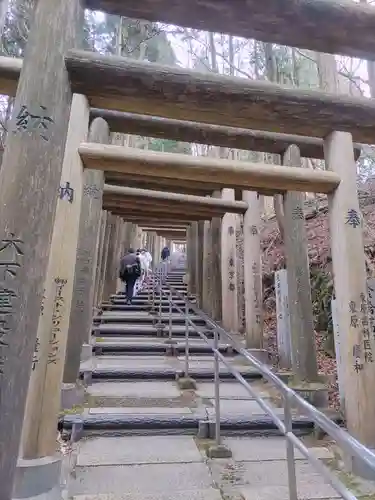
xmin=0 ymin=0 xmax=84 ymax=496
xmin=63 ymin=117 xmax=110 ymax=385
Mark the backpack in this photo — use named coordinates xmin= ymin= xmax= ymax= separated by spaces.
xmin=120 ymin=260 xmax=141 ymax=280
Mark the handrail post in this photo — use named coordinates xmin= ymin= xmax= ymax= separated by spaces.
xmin=155 ymin=266 xmax=165 ymax=336
xmin=284 ymin=391 xmax=298 ymax=500
xmin=214 ymin=328 xmax=221 ymax=447
xmin=207 ymin=327 xmax=232 ymax=458
xmin=178 ymin=298 xmax=196 ymax=390
xmin=168 ymin=290 xmax=173 ymax=342
xmin=184 ymin=299 xmax=189 ymax=378
xmin=150 ymin=266 xmax=157 ymax=314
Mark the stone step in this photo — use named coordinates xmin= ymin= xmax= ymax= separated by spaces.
xmin=92 ymin=324 xmax=213 ymax=337
xmin=94 ymin=313 xmax=206 ymax=325
xmin=101 ymin=304 xmax=189 ymax=313
xmin=80 ymin=365 xmax=262 ymax=382
xmin=61 ymin=409 xmax=339 ymax=436
xmin=110 ymin=298 xmax=193 ymax=305
xmin=93 ymin=341 xmax=234 ymax=356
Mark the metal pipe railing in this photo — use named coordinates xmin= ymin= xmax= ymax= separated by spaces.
xmin=147 ymin=273 xmax=375 ymax=500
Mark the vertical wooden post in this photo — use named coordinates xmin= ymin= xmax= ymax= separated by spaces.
xmin=0 ymin=0 xmax=84 ymax=489
xmin=21 ymin=94 xmax=90 ymax=458
xmin=153 ymin=233 xmax=159 ymax=266
xmin=282 ymin=145 xmax=318 ymax=380
xmin=63 ymin=117 xmax=109 ymax=384
xmin=326 ymin=131 xmax=375 ymax=447
xmin=190 ymin=223 xmax=198 ymax=296
xmin=221 ymin=189 xmax=238 ymax=332
xmin=195 ymin=221 xmax=204 ymax=306
xmin=93 ymin=211 xmax=108 ymax=309
xmin=202 ymin=219 xmax=212 ymax=314
xmin=211 ymin=194 xmax=223 ymax=322
xmin=116 ymin=219 xmax=127 ymax=292
xmin=135 ymin=226 xmax=143 ymax=249
xmin=97 ymin=213 xmax=113 ymax=305
xmin=242 ymin=191 xmax=264 ymax=348
xmin=103 ymin=216 xmax=119 ymax=300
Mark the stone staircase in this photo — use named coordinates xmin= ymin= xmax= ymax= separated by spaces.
xmin=64 ymin=263 xmax=357 ymax=500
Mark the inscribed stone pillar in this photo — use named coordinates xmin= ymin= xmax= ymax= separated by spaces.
xmin=275 ymin=269 xmax=292 ymax=368
xmin=282 ymin=145 xmax=318 ymax=381
xmin=221 ymin=189 xmax=238 ymax=333
xmin=236 ymin=215 xmax=245 ymax=333
xmin=326 ymin=131 xmax=375 ymax=447
xmin=242 ymin=191 xmax=263 ymax=348
xmin=63 ymin=117 xmax=109 ymax=385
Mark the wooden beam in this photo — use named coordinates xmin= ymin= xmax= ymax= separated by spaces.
xmin=103 ymin=184 xmax=247 ymax=214
xmin=105 ymin=204 xmax=210 ymax=221
xmin=105 ymin=173 xmax=215 ymax=196
xmin=103 ymin=196 xmax=226 ymax=217
xmin=124 ymin=218 xmax=192 ymax=225
xmin=0 ymin=56 xmax=359 ymax=160
xmin=157 ymin=231 xmax=186 ymax=238
xmin=80 ymin=143 xmax=341 ymax=194
xmin=91 ymin=109 xmax=361 ymax=160
xmin=143 ymin=227 xmax=187 ymax=232
xmin=67 ymin=50 xmax=375 ymax=143
xmin=105 ymin=210 xmax=214 ymax=222
xmin=84 ymin=0 xmax=375 ymax=62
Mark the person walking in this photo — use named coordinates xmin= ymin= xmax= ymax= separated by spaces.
xmin=134 ymin=248 xmax=148 ymax=295
xmin=142 ymin=248 xmax=153 ymax=280
xmin=119 ymin=248 xmax=142 ymax=304
xmin=161 ymin=246 xmax=170 ymax=262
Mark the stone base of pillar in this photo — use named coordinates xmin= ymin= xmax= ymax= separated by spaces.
xmin=60 ymin=382 xmax=85 ymax=411
xmin=177 ymin=377 xmax=197 ymax=390
xmin=343 ymin=450 xmax=375 ymax=480
xmin=233 ymin=349 xmax=269 ymax=365
xmin=80 ymin=343 xmax=92 ymax=363
xmin=288 ymin=377 xmax=329 ymax=409
xmin=13 ymin=456 xmax=62 ymax=500
xmin=207 ymin=444 xmax=232 ymax=459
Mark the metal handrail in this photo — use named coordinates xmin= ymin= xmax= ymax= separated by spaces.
xmin=148 ymin=271 xmax=375 ymax=500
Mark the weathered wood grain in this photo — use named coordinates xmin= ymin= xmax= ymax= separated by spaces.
xmin=283 ymin=145 xmax=318 ymax=381
xmin=102 ymin=202 xmax=219 ymax=220
xmin=0 ymin=0 xmax=83 ymax=493
xmin=0 ymin=57 xmax=363 ymax=159
xmin=103 ymin=184 xmax=247 ymax=213
xmin=80 ymin=143 xmax=341 ymax=194
xmin=242 ymin=191 xmax=263 ymax=348
xmin=84 ymin=0 xmax=375 ymax=61
xmin=91 ymin=109 xmax=362 ymax=160
xmin=66 ymin=49 xmax=375 ymax=143
xmin=21 ymin=94 xmax=90 ymax=459
xmin=326 ymin=131 xmax=375 ymax=447
xmin=63 ymin=117 xmax=109 ymax=385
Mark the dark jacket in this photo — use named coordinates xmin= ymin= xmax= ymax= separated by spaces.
xmin=119 ymin=253 xmax=141 ymax=280
xmin=161 ymin=247 xmax=170 ymax=260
